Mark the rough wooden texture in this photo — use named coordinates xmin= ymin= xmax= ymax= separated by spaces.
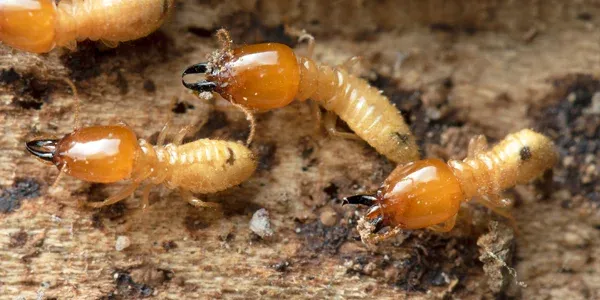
xmin=1 ymin=0 xmax=600 ymax=299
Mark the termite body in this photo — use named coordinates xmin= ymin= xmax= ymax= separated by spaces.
xmin=26 ymin=124 xmax=256 ymax=208
xmin=182 ymin=31 xmax=419 ymax=164
xmin=0 ymin=0 xmax=174 ymax=53
xmin=344 ymin=129 xmax=558 ymax=244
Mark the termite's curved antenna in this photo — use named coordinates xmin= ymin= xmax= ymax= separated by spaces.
xmin=181 ymin=63 xmax=217 ymax=92
xmin=25 ymin=139 xmax=58 ymax=162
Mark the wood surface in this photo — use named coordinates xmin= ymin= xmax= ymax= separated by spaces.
xmin=1 ymin=0 xmax=600 ymax=299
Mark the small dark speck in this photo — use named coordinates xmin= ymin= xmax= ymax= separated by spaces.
xmin=429 ymin=23 xmax=455 ymax=32
xmin=323 ymin=183 xmax=339 ymax=200
xmin=188 ymin=27 xmax=214 ymax=38
xmin=520 ymin=146 xmax=532 ymax=161
xmin=9 ymin=230 xmax=28 ymax=248
xmin=394 ymin=132 xmax=410 ymax=144
xmin=162 ymin=240 xmax=178 ymax=251
xmin=115 ymin=71 xmax=129 ymax=95
xmin=143 ymin=79 xmax=156 ymax=93
xmin=271 ymin=260 xmax=291 ymax=272
xmin=577 ymin=12 xmax=593 ymax=21
xmin=429 ymin=271 xmax=450 ymax=286
xmin=171 ymin=100 xmax=194 ymax=114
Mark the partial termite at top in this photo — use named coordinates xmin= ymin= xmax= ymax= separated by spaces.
xmin=25 ymin=84 xmax=257 ymax=209
xmin=343 ymin=129 xmax=558 ymax=244
xmin=182 ymin=29 xmax=420 ymax=164
xmin=0 ymin=0 xmax=175 ymax=53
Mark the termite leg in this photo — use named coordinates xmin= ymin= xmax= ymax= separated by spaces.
xmin=179 ymin=189 xmax=220 ymax=209
xmin=467 ymin=134 xmax=489 ymax=157
xmin=86 ymin=182 xmax=141 ymax=208
xmin=286 ymin=26 xmax=315 ymax=58
xmin=475 ymin=194 xmax=520 ymax=233
xmin=338 ymin=56 xmax=362 ymax=75
xmin=427 ymin=214 xmax=457 ymax=232
xmin=157 ymin=122 xmax=171 ymax=147
xmin=324 ymin=111 xmax=361 ymax=140
xmin=173 ymin=125 xmax=193 ymax=146
xmin=309 ymin=100 xmax=322 ymax=134
xmin=100 ymin=39 xmax=119 ymax=48
xmin=141 ymin=184 xmax=153 ymax=210
xmin=299 ymin=33 xmax=315 ymax=58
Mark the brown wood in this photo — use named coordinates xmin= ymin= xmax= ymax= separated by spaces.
xmin=1 ymin=1 xmax=600 ymax=298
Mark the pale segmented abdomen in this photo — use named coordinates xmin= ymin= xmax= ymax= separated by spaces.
xmin=55 ymin=0 xmax=173 ymax=47
xmin=297 ymin=58 xmax=419 ymax=164
xmin=159 ymin=139 xmax=256 ymax=194
xmin=449 ymin=129 xmax=558 ymax=199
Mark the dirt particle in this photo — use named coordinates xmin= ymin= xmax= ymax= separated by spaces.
xmin=249 ymin=208 xmax=274 ymax=238
xmin=61 ymin=42 xmax=104 ymax=81
xmin=171 ymin=100 xmax=194 ymax=114
xmin=9 ymin=230 xmax=28 ymax=248
xmin=115 ymin=236 xmax=131 ymax=251
xmin=6 ymin=73 xmax=52 ymax=110
xmin=297 ymin=219 xmax=351 ymax=255
xmin=162 ymin=240 xmax=177 ymax=251
xmin=143 ymin=79 xmax=156 ymax=93
xmin=323 ymin=183 xmax=339 ymax=201
xmin=130 ymin=267 xmax=174 ymax=287
xmin=115 ymin=71 xmax=129 ymax=95
xmin=319 ymin=206 xmax=338 ymax=227
xmin=271 ymin=260 xmax=291 ymax=272
xmin=477 ymin=222 xmax=518 ymax=293
xmin=184 ymin=211 xmax=214 ymax=232
xmin=0 ymin=178 xmax=41 ymax=213
xmin=255 ymin=142 xmax=277 ymax=171
xmin=0 ymin=68 xmax=21 ymax=84
xmin=111 ymin=271 xmax=154 ymax=298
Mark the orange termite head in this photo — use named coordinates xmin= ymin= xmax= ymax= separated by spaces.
xmin=26 ymin=126 xmax=140 ymax=183
xmin=344 ymin=159 xmax=464 ymax=233
xmin=0 ymin=0 xmax=57 ymax=53
xmin=182 ymin=42 xmax=301 ymax=112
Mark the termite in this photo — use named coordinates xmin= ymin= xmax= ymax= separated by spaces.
xmin=25 ymin=94 xmax=257 ymax=208
xmin=181 ymin=29 xmax=419 ymax=164
xmin=0 ymin=0 xmax=174 ymax=53
xmin=343 ymin=129 xmax=558 ymax=244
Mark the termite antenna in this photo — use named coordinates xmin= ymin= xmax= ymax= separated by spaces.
xmin=343 ymin=194 xmax=377 ymax=206
xmin=230 ymin=101 xmax=256 ymax=146
xmin=181 ymin=63 xmax=218 ymax=93
xmin=61 ymin=78 xmax=80 ymax=130
xmin=216 ymin=28 xmax=233 ymax=53
xmin=26 ymin=139 xmax=58 ymax=162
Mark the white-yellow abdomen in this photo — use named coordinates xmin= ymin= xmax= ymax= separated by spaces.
xmin=160 ymin=139 xmax=257 ymax=194
xmin=298 ymin=58 xmax=420 ymax=164
xmin=55 ymin=0 xmax=174 ymax=48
